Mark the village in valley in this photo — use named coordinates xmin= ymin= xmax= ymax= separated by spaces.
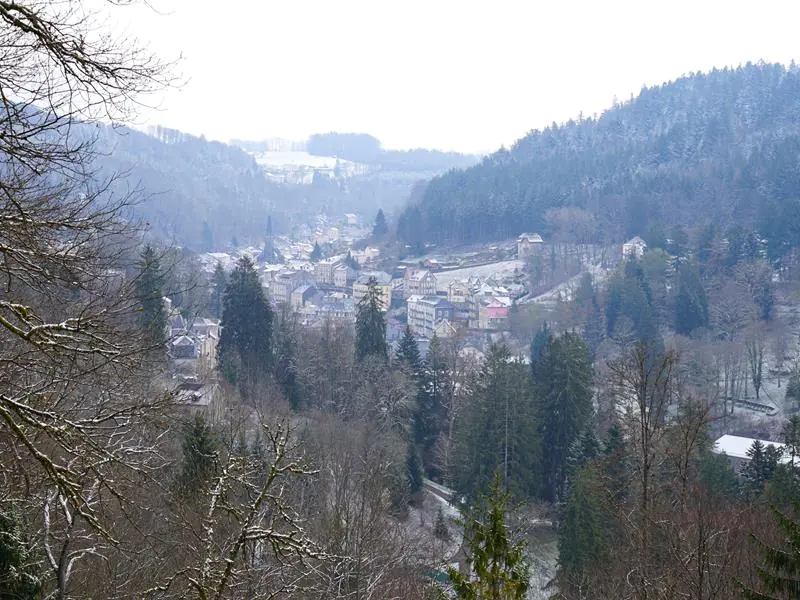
xmin=168 ymin=208 xmax=799 ymax=499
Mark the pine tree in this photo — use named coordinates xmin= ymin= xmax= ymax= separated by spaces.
xmin=310 ymin=241 xmax=322 ymax=262
xmin=373 ymin=208 xmax=388 ymax=237
xmin=178 ymin=413 xmax=219 ymax=494
xmin=273 ymin=312 xmax=302 ymax=410
xmin=0 ymin=509 xmax=40 ymax=600
xmin=444 ymin=473 xmax=529 ymax=600
xmin=355 ymin=277 xmax=387 ymax=362
xmin=344 ymin=250 xmax=360 ymax=270
xmin=218 ymin=256 xmax=274 ymax=388
xmin=742 ymin=501 xmax=800 ymax=599
xmin=533 ymin=331 xmax=594 ymax=503
xmin=557 ymin=464 xmax=611 ymax=592
xmin=452 ymin=345 xmax=537 ymax=501
xmin=208 ymin=262 xmax=227 ymax=319
xmin=673 ymin=260 xmax=709 ymax=335
xmin=741 ymin=440 xmax=784 ymax=497
xmin=407 ymin=443 xmax=423 ymax=498
xmin=416 ymin=333 xmax=448 ymax=477
xmin=395 ymin=324 xmax=422 ymax=378
xmin=135 ymin=244 xmax=167 ymax=358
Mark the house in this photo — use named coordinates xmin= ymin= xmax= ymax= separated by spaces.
xmin=169 ymin=314 xmax=187 ymax=337
xmin=353 ymin=271 xmax=392 ymax=312
xmin=270 ymin=271 xmax=312 ymax=305
xmin=477 ymin=297 xmax=512 ymax=330
xmin=448 ymin=280 xmax=471 ymax=304
xmin=434 ymin=318 xmax=458 ymax=339
xmin=712 ymin=434 xmax=789 ymax=471
xmin=345 ymin=213 xmax=358 ymax=226
xmin=291 ymin=284 xmax=316 ymax=311
xmin=313 ymin=257 xmax=342 ymax=285
xmin=517 ymin=233 xmax=544 ymax=259
xmin=623 ymin=236 xmax=647 ymax=259
xmin=171 ymin=335 xmax=197 ymax=359
xmin=404 ymin=268 xmax=438 ymax=298
xmin=173 ymin=381 xmax=223 ymax=423
xmin=191 ymin=318 xmax=220 ymax=339
xmin=333 ymin=264 xmax=357 ymax=288
xmin=407 ymin=295 xmax=454 ymax=338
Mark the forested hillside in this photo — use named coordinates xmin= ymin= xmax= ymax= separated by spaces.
xmin=398 ymin=62 xmax=800 ymax=252
xmin=93 ymin=124 xmax=294 ymax=249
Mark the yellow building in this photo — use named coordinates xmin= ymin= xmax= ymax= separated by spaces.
xmin=352 ymin=271 xmax=392 ymax=312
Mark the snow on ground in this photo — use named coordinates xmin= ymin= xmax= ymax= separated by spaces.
xmin=434 ymin=260 xmax=525 ymax=291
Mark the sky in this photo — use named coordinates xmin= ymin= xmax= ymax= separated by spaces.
xmin=115 ymin=0 xmax=800 ymax=154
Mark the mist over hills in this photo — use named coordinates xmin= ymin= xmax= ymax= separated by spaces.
xmin=88 ymin=126 xmax=477 ymax=250
xmin=398 ymin=62 xmax=800 ymax=258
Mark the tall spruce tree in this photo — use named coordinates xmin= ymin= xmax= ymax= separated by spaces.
xmin=416 ymin=333 xmax=447 ymax=477
xmin=673 ymin=260 xmax=709 ymax=335
xmin=355 ymin=277 xmax=387 ymax=362
xmin=373 ymin=208 xmax=388 ymax=237
xmin=453 ymin=345 xmax=537 ymax=501
xmin=208 ymin=262 xmax=227 ymax=319
xmin=532 ymin=331 xmax=594 ymax=502
xmin=218 ymin=255 xmax=274 ymax=388
xmin=310 ymin=241 xmax=322 ymax=262
xmin=135 ymin=244 xmax=167 ymax=358
xmin=273 ymin=312 xmax=302 ymax=409
xmin=444 ymin=473 xmax=530 ymax=600
xmin=178 ymin=413 xmax=219 ymax=495
xmin=395 ymin=324 xmax=422 ymax=378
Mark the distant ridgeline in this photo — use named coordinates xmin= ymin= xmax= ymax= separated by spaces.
xmin=398 ymin=62 xmax=800 ymax=260
xmin=306 ymin=132 xmax=479 ymax=172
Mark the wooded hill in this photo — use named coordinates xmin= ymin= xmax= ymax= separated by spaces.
xmin=398 ymin=62 xmax=800 ymax=257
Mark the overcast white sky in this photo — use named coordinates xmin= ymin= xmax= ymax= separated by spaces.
xmin=119 ymin=0 xmax=800 ymax=154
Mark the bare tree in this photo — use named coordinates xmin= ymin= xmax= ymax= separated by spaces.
xmin=608 ymin=342 xmax=677 ymax=600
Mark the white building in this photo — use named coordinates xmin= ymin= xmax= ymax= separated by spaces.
xmin=407 ymin=295 xmax=454 ymax=338
xmin=517 ymin=233 xmax=544 ymax=259
xmin=622 ymin=236 xmax=647 ymax=259
xmin=404 ymin=268 xmax=437 ymax=298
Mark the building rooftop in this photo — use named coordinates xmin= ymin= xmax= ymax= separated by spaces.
xmin=712 ymin=434 xmax=788 ymax=462
xmin=356 ymin=271 xmax=392 ymax=285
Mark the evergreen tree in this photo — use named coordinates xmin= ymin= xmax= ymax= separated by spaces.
xmin=741 ymin=440 xmax=784 ymax=497
xmin=178 ymin=413 xmax=219 ymax=494
xmin=208 ymin=262 xmax=227 ymax=319
xmin=444 ymin=473 xmax=529 ymax=600
xmin=557 ymin=464 xmax=612 ymax=592
xmin=453 ymin=345 xmax=537 ymax=501
xmin=673 ymin=260 xmax=709 ymax=335
xmin=372 ymin=208 xmax=388 ymax=237
xmin=0 ymin=509 xmax=40 ymax=600
xmin=273 ymin=312 xmax=302 ymax=410
xmin=344 ymin=250 xmax=360 ymax=270
xmin=407 ymin=444 xmax=423 ymax=498
xmin=533 ymin=331 xmax=594 ymax=502
xmin=310 ymin=241 xmax=322 ymax=262
xmin=434 ymin=506 xmax=450 ymax=541
xmin=395 ymin=324 xmax=422 ymax=378
xmin=355 ymin=277 xmax=387 ymax=362
xmin=218 ymin=256 xmax=274 ymax=388
xmin=417 ymin=333 xmax=448 ymax=477
xmin=742 ymin=501 xmax=800 ymax=599
xmin=135 ymin=244 xmax=167 ymax=358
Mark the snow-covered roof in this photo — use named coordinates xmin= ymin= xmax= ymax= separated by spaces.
xmin=712 ymin=434 xmax=788 ymax=462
